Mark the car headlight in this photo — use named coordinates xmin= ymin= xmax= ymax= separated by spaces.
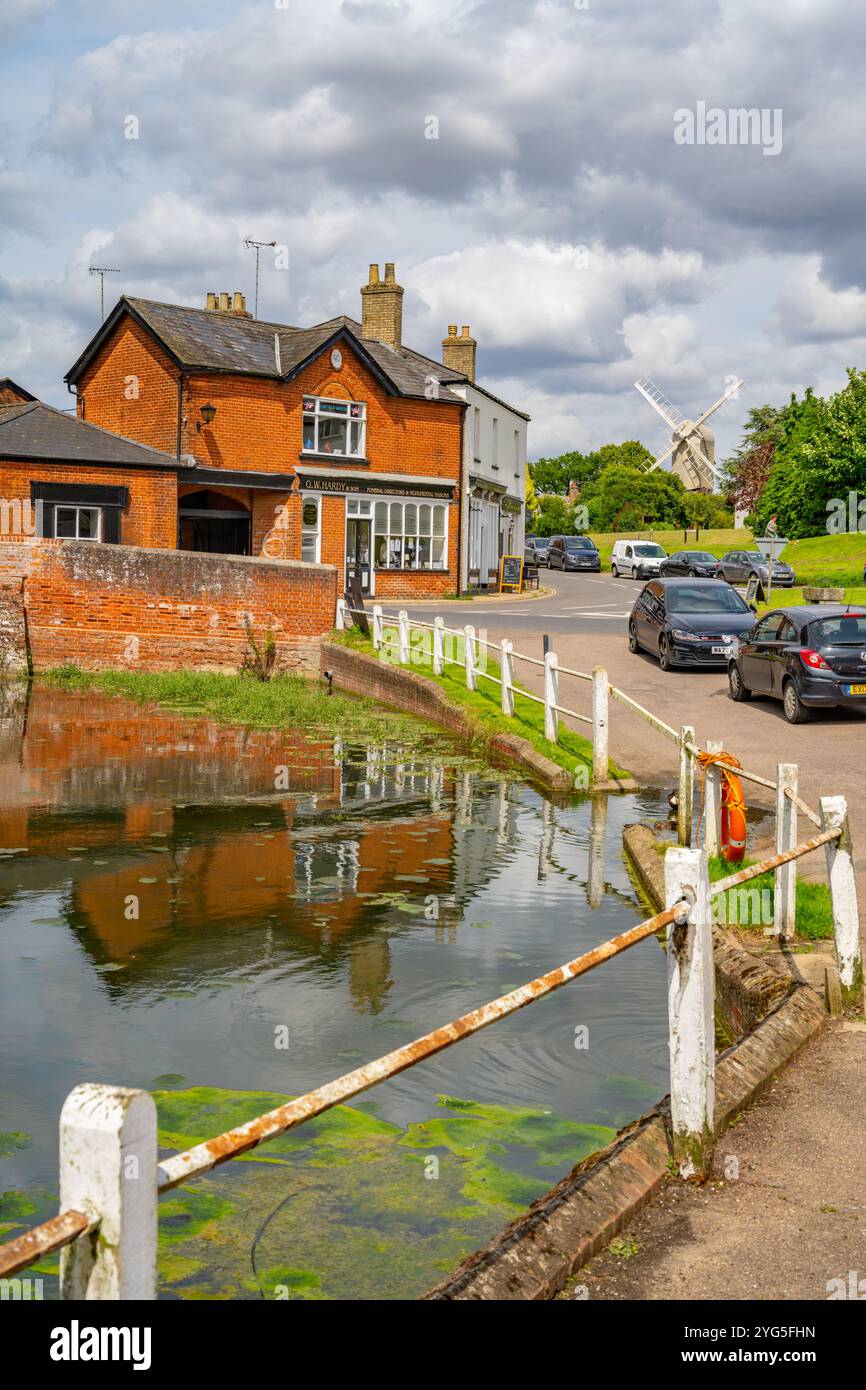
xmin=670 ymin=628 xmax=696 ymax=642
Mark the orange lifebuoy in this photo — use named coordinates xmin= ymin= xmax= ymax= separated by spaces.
xmin=695 ymin=750 xmax=747 ymax=863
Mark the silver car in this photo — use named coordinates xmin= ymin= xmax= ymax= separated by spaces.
xmin=718 ymin=549 xmax=795 ymax=588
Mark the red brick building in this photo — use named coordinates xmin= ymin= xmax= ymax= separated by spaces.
xmin=64 ymin=264 xmax=469 ymax=597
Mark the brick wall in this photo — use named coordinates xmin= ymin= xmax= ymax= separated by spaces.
xmin=0 ymin=457 xmax=177 ymax=549
xmin=0 ymin=539 xmax=337 ymax=675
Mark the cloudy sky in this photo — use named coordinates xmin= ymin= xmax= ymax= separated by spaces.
xmin=2 ymin=0 xmax=865 ymax=462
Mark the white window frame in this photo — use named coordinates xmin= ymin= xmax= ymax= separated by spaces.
xmin=301 ymin=395 xmax=366 ymax=459
xmin=300 ymin=493 xmax=321 ymax=563
xmin=372 ymin=498 xmax=449 ymax=572
xmin=53 ymin=504 xmax=102 ymax=541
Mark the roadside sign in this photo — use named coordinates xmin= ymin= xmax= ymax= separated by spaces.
xmin=344 ymin=576 xmax=370 ymax=636
xmin=744 ymin=574 xmax=766 ymax=605
xmin=499 ymin=555 xmax=524 ymax=592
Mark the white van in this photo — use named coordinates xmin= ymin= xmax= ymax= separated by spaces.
xmin=610 ymin=539 xmax=668 ymax=579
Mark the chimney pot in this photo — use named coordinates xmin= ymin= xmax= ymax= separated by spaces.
xmin=360 ymin=260 xmax=404 ymax=348
xmin=206 ymin=292 xmax=217 ymax=310
xmin=442 ymin=321 xmax=477 ymax=383
xmin=219 ymin=291 xmax=230 ymax=311
xmin=232 ymin=291 xmax=246 ymax=314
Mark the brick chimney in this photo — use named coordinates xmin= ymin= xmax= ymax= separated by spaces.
xmin=442 ymin=323 xmax=477 ymax=382
xmin=360 ymin=262 xmax=404 ymax=348
xmin=205 ymin=291 xmax=251 ymax=317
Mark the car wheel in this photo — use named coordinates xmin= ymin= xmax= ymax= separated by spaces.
xmin=783 ymin=679 xmax=810 ymax=724
xmin=728 ymin=663 xmax=751 ymax=702
xmin=611 ymin=564 xmax=619 ymax=578
xmin=628 ymin=622 xmax=640 ymax=654
xmin=688 ymin=568 xmax=698 ymax=577
xmin=659 ymin=635 xmax=673 ymax=671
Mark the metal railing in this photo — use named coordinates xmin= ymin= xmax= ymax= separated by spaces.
xmin=1 ymin=805 xmax=858 ymax=1299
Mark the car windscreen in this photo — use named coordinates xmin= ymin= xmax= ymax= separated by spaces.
xmin=686 ymin=553 xmax=717 ymax=563
xmin=809 ymin=613 xmax=866 ymax=645
xmin=634 ymin=544 xmax=665 ymax=557
xmin=666 ymin=584 xmax=750 ymax=614
xmin=564 ymin=538 xmax=595 ymax=550
xmin=534 ymin=538 xmax=549 ymax=547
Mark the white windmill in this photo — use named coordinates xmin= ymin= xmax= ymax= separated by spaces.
xmin=634 ymin=376 xmax=744 ymax=492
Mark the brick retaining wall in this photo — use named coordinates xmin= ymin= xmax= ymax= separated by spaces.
xmin=0 ymin=539 xmax=337 ymax=675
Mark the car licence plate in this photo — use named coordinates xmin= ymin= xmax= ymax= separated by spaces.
xmin=712 ymin=646 xmax=735 ymax=656
xmin=844 ymin=683 xmax=866 ymax=695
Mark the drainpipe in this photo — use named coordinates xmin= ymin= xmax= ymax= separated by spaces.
xmin=176 ymin=374 xmax=185 ymax=459
xmin=66 ymin=381 xmax=82 ymax=417
xmin=456 ymin=403 xmax=467 ymax=597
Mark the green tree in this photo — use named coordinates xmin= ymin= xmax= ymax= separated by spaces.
xmin=756 ymin=373 xmax=866 ymax=537
xmin=524 ymin=464 xmax=539 ymax=527
xmin=533 ymin=494 xmax=577 ymax=537
xmin=585 ymin=465 xmax=687 ymax=531
xmin=529 ymin=440 xmax=654 ymax=497
xmin=723 ymin=402 xmax=790 ymax=516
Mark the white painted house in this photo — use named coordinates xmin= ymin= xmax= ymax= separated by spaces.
xmin=440 ymin=325 xmax=530 ymax=589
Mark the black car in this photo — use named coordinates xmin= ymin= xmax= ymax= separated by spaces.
xmin=524 ymin=536 xmax=550 ymax=566
xmin=659 ymin=550 xmax=719 ymax=578
xmin=718 ymin=549 xmax=795 ymax=588
xmin=547 ymin=535 xmax=601 ymax=571
xmin=728 ymin=605 xmax=866 ymax=723
xmin=629 ymin=578 xmax=757 ymax=671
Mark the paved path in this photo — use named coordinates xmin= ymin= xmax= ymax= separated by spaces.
xmin=406 ymin=573 xmax=866 ymax=899
xmin=560 ymin=1019 xmax=866 ymax=1301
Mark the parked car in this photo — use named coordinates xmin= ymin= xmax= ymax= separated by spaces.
xmin=728 ymin=605 xmax=866 ymax=723
xmin=717 ymin=549 xmax=795 ymax=588
xmin=628 ymin=578 xmax=757 ymax=671
xmin=547 ymin=535 xmax=601 ymax=571
xmin=659 ymin=549 xmax=719 ymax=578
xmin=610 ymin=540 xmax=668 ymax=580
xmin=524 ymin=536 xmax=550 ymax=567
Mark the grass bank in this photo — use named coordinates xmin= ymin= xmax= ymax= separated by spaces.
xmin=756 ymin=584 xmax=866 ymax=616
xmin=777 ymin=533 xmax=866 ymax=588
xmin=589 ymin=527 xmax=750 ymax=568
xmin=708 ymin=852 xmax=832 ymax=940
xmin=334 ymin=626 xmax=630 ymax=786
xmin=39 ymin=664 xmax=440 ymax=744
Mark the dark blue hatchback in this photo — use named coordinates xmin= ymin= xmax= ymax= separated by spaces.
xmin=728 ymin=604 xmax=866 ymax=723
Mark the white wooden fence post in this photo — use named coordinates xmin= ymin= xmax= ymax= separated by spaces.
xmin=335 ymin=597 xmax=348 ymax=630
xmin=500 ymin=638 xmax=515 ymax=717
xmin=678 ymin=725 xmax=695 ymax=848
xmin=464 ymin=625 xmax=477 ymax=691
xmin=664 ymin=847 xmax=715 ymax=1180
xmin=775 ymin=764 xmax=798 ymax=941
xmin=398 ymin=610 xmax=410 ymax=665
xmin=372 ymin=604 xmax=383 ymax=651
xmin=591 ymin=665 xmax=608 ymax=787
xmin=433 ymin=616 xmax=445 ymax=676
xmin=59 ymin=1084 xmax=157 ymax=1300
xmin=544 ymin=650 xmax=559 ymax=744
xmin=703 ymin=739 xmax=723 ymax=858
xmin=820 ymin=796 xmax=863 ymax=1009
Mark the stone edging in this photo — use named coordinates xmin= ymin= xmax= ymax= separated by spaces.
xmin=424 ymin=825 xmax=826 ymax=1300
xmin=322 ymin=639 xmax=573 ymax=792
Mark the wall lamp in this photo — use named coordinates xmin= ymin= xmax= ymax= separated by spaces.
xmin=197 ymin=401 xmax=217 ymax=431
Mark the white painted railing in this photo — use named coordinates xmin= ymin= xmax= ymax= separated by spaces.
xmin=336 ymin=598 xmax=843 ymax=940
xmin=1 ymin=815 xmax=856 ymax=1297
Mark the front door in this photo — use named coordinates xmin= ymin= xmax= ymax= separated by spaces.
xmin=346 ymin=517 xmax=373 ymax=594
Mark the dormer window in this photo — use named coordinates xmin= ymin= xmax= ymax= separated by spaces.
xmin=302 ymin=395 xmax=366 ymax=458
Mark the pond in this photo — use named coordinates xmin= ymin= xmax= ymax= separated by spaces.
xmin=0 ymin=684 xmax=670 ymax=1300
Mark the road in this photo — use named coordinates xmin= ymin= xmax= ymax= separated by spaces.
xmin=399 ymin=571 xmax=866 ymax=893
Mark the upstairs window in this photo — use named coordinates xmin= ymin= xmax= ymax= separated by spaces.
xmin=302 ymin=396 xmax=366 ymax=458
xmin=54 ymin=505 xmax=102 ymax=540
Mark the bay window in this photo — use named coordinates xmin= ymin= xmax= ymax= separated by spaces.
xmin=302 ymin=396 xmax=366 ymax=458
xmin=374 ymin=500 xmax=447 ymax=570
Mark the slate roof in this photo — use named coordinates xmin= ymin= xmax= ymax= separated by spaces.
xmin=0 ymin=377 xmax=36 ymax=402
xmin=66 ymin=298 xmax=469 ymax=404
xmin=0 ymin=400 xmax=191 ymax=469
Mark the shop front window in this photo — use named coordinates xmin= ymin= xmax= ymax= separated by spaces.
xmin=301 ymin=495 xmax=320 ymax=563
xmin=374 ymin=500 xmax=448 ymax=570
